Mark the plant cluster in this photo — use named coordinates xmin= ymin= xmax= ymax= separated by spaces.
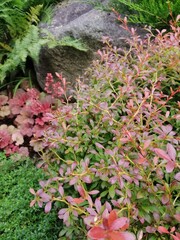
xmin=0 ymin=86 xmax=56 ymax=156
xmin=0 ymin=0 xmax=63 ymax=87
xmin=0 ymin=151 xmax=61 ymax=240
xmin=29 ymin=17 xmax=180 ymax=239
xmin=109 ymin=0 xmax=180 ymax=29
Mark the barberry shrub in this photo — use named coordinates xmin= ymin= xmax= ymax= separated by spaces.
xmin=30 ymin=18 xmax=180 ymax=240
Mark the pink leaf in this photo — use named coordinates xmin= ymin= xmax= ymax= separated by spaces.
xmin=109 ymin=231 xmax=136 ymax=240
xmin=58 ymin=185 xmax=64 ymax=196
xmin=58 ymin=208 xmax=68 ymax=215
xmin=167 ymin=143 xmax=176 ymax=161
xmin=95 ymin=198 xmax=102 ymax=213
xmin=87 ymin=195 xmax=93 ymax=207
xmin=110 ymin=217 xmax=129 ymax=231
xmin=69 ymin=176 xmax=78 ymax=185
xmin=174 ymin=214 xmax=180 ymax=222
xmin=158 ymin=226 xmax=169 ymax=234
xmin=29 ymin=188 xmax=36 ymax=195
xmin=88 ymin=227 xmax=106 ymax=239
xmin=82 ymin=175 xmax=92 ymax=183
xmin=143 ymin=139 xmax=151 ymax=149
xmin=30 ymin=199 xmax=36 ymax=207
xmin=161 ymin=125 xmax=172 ymax=134
xmin=89 ymin=190 xmax=99 ymax=195
xmin=154 ymin=148 xmax=171 ymax=161
xmin=45 ymin=201 xmax=52 ymax=213
xmin=39 ymin=192 xmax=51 ymax=202
xmin=161 ymin=194 xmax=169 ymax=204
xmin=95 ymin=142 xmax=104 ymax=149
xmin=166 ymin=161 xmax=176 ymax=173
xmin=137 ymin=230 xmax=143 ymax=240
xmin=119 ymin=231 xmax=136 ymax=240
xmin=174 ymin=172 xmax=180 ymax=181
xmin=171 ymin=234 xmax=180 ymax=240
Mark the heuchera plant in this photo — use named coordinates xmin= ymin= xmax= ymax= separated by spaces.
xmin=0 ymin=73 xmax=66 ymax=156
xmin=29 ymin=16 xmax=180 ymax=239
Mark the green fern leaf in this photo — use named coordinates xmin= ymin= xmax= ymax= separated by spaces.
xmin=26 ymin=4 xmax=43 ymax=25
xmin=58 ymin=36 xmax=88 ymax=52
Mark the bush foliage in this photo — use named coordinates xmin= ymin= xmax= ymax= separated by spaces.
xmin=28 ymin=17 xmax=180 ymax=239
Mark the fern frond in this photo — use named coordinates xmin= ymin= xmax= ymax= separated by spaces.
xmin=26 ymin=4 xmax=43 ymax=25
xmin=0 ymin=42 xmax=12 ymax=52
xmin=40 ymin=5 xmax=54 ymax=23
xmin=0 ymin=25 xmax=49 ymax=83
xmin=58 ymin=36 xmax=89 ymax=52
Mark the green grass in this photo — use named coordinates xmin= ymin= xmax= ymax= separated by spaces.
xmin=0 ymin=152 xmax=61 ymax=240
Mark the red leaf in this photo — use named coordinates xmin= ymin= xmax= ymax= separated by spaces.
xmin=103 ymin=218 xmax=109 ymax=229
xmin=158 ymin=226 xmax=169 ymax=234
xmin=167 ymin=143 xmax=176 ymax=161
xmin=45 ymin=201 xmax=52 ymax=213
xmin=88 ymin=227 xmax=106 ymax=239
xmin=73 ymin=198 xmax=85 ymax=204
xmin=77 ymin=185 xmax=86 ymax=198
xmin=108 ymin=210 xmax=117 ymax=228
xmin=154 ymin=148 xmax=171 ymax=161
xmin=108 ymin=231 xmax=136 ymax=240
xmin=110 ymin=217 xmax=129 ymax=231
xmin=108 ymin=231 xmax=125 ymax=240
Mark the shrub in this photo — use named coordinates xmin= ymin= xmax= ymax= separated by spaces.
xmin=29 ymin=17 xmax=180 ymax=240
xmin=0 ymin=151 xmax=61 ymax=240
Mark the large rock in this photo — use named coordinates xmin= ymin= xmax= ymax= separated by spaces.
xmin=35 ymin=0 xmax=146 ymax=95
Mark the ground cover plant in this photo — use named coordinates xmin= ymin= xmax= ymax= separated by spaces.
xmin=0 ymin=151 xmax=61 ymax=240
xmin=29 ymin=16 xmax=180 ymax=239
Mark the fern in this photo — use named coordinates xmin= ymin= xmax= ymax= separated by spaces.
xmin=0 ymin=25 xmax=89 ymax=84
xmin=26 ymin=4 xmax=43 ymax=25
xmin=0 ymin=0 xmax=58 ymax=86
xmin=0 ymin=25 xmax=49 ymax=83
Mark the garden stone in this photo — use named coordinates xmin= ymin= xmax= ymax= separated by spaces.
xmin=35 ymin=0 xmax=146 ymax=96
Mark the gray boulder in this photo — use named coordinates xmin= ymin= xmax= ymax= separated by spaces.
xmin=35 ymin=0 xmax=146 ymax=95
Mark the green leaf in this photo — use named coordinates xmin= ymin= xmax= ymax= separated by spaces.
xmin=100 ymin=190 xmax=108 ymax=198
xmin=109 ymin=185 xmax=116 ymax=198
